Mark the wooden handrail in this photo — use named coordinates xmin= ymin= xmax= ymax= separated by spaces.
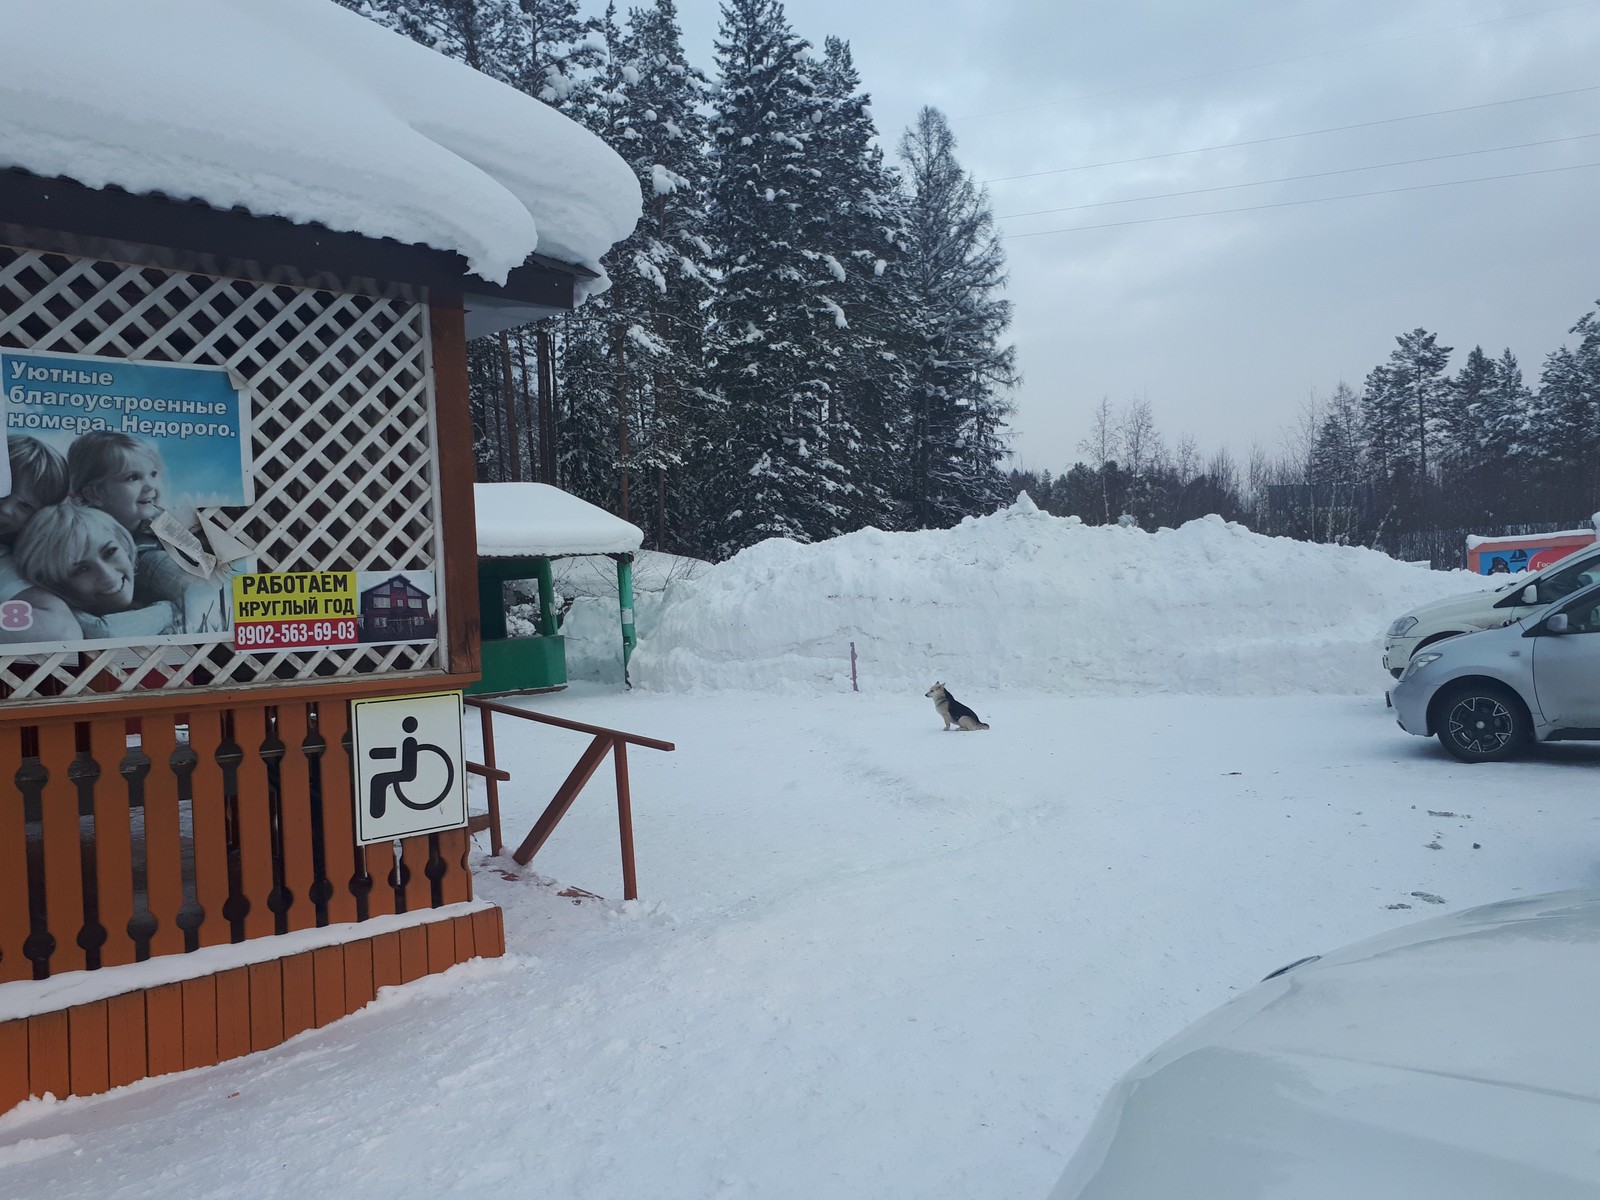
xmin=466 ymin=696 xmax=676 ymax=752
xmin=464 ymin=697 xmax=674 ymax=900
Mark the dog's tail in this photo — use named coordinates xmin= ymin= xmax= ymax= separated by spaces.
xmin=977 ymin=721 xmax=990 ymax=730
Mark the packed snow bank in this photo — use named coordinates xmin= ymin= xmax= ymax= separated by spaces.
xmin=0 ymin=0 xmax=641 ymax=288
xmin=628 ymin=498 xmax=1483 ymax=696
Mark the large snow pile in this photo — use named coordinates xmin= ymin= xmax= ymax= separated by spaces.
xmin=628 ymin=496 xmax=1482 ymax=696
xmin=0 ymin=0 xmax=640 ymax=288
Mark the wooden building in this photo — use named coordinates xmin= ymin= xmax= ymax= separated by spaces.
xmin=359 ymin=574 xmax=440 ymax=644
xmin=0 ymin=0 xmax=640 ymax=1112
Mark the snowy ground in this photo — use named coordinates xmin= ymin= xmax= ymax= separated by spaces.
xmin=3 ymin=508 xmax=1597 ymax=1199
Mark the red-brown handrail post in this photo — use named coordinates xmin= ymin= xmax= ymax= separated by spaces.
xmin=511 ymin=733 xmax=613 ymax=866
xmin=614 ymin=741 xmax=636 ymax=901
xmin=477 ymin=701 xmax=504 ymax=856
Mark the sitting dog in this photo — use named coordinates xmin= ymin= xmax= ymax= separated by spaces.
xmin=925 ymin=682 xmax=990 ymax=731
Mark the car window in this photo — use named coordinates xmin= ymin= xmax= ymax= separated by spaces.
xmin=1560 ymin=595 xmax=1600 ymax=634
xmin=1537 ymin=549 xmax=1600 ymax=604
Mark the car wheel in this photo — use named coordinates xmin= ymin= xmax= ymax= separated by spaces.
xmin=1435 ymin=684 xmax=1528 ymax=763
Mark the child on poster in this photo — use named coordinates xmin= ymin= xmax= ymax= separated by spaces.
xmin=68 ymin=430 xmax=233 ymax=634
xmin=0 ymin=436 xmax=69 ymax=602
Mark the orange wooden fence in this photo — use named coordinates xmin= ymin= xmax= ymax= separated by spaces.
xmin=1 ymin=697 xmax=474 ymax=985
xmin=0 ymin=906 xmax=503 ymax=1113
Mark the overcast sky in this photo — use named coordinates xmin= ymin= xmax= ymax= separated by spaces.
xmin=671 ymin=0 xmax=1600 ymax=472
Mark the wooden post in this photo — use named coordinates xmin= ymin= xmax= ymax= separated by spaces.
xmin=277 ymin=704 xmax=318 ymax=933
xmin=141 ymin=721 xmax=186 ymax=958
xmin=614 ymin=322 xmax=630 ymax=521
xmin=190 ymin=712 xmax=232 ymax=948
xmin=517 ymin=326 xmax=538 ymax=480
xmin=0 ymin=727 xmax=32 ymax=984
xmin=614 ymin=741 xmax=637 ymax=902
xmin=477 ymin=702 xmax=503 ymax=856
xmin=86 ymin=719 xmax=134 ymax=967
xmin=498 ymin=329 xmax=521 ymax=480
xmin=537 ymin=325 xmax=556 ymax=484
xmin=234 ymin=706 xmax=277 ymax=941
xmin=38 ymin=722 xmax=86 ymax=974
xmin=430 ymin=294 xmax=482 ymax=679
xmin=511 ymin=734 xmax=612 ymax=866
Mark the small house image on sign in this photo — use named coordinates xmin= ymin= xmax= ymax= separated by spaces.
xmin=358 ymin=572 xmax=438 ymax=643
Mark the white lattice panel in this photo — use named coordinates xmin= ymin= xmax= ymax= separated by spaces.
xmin=0 ymin=245 xmax=448 ymax=701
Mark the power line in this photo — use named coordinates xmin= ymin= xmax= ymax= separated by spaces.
xmin=955 ymin=0 xmax=1600 ymax=123
xmin=994 ymin=132 xmax=1600 ymax=220
xmin=999 ymin=159 xmax=1600 ymax=240
xmin=983 ymin=84 xmax=1600 ymax=184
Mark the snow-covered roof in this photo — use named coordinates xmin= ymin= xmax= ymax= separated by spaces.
xmin=1466 ymin=515 xmax=1600 ymax=550
xmin=0 ymin=0 xmax=641 ymax=291
xmin=476 ymin=483 xmax=643 ymax=558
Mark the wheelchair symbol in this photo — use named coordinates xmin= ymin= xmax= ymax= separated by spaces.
xmin=367 ymin=716 xmax=456 ymax=820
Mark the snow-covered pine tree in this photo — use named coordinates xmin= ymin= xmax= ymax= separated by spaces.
xmin=1372 ymin=328 xmax=1455 ymax=480
xmin=806 ymin=36 xmax=914 ymax=532
xmin=895 ymin=107 xmax=1016 ymax=528
xmin=334 ymin=0 xmax=521 ymax=81
xmin=1453 ymin=347 xmax=1534 ymax=523
xmin=1531 ymin=305 xmax=1600 ymax=513
xmin=1441 ymin=345 xmax=1495 ymax=478
xmin=555 ymin=0 xmax=715 ymax=550
xmin=1360 ymin=329 xmax=1452 ymax=488
xmin=620 ymin=0 xmax=719 ymax=552
xmin=1358 ymin=362 xmax=1402 ymax=481
xmin=468 ymin=336 xmax=515 ymax=478
xmin=698 ymin=0 xmax=855 ymax=557
xmin=1309 ymin=382 xmax=1362 ymax=485
xmin=1479 ymin=348 xmax=1533 ymax=464
xmin=506 ymin=0 xmax=603 ymax=111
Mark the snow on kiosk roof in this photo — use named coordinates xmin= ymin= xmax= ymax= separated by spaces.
xmin=471 ymin=484 xmax=644 ymax=699
xmin=0 ymin=0 xmax=641 ymax=333
xmin=476 ymin=483 xmax=644 ymax=559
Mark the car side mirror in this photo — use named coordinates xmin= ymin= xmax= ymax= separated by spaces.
xmin=1522 ymin=584 xmax=1538 ymax=605
xmin=1546 ymin=613 xmax=1570 ymax=634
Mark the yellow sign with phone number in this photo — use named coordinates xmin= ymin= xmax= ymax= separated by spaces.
xmin=232 ymin=571 xmax=357 ymax=652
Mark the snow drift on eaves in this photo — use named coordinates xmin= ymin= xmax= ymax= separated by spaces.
xmin=627 ymin=495 xmax=1483 ymax=697
xmin=0 ymin=0 xmax=641 ymax=289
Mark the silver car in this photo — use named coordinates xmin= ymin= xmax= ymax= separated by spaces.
xmin=1390 ymin=578 xmax=1600 ymax=762
xmin=1048 ymin=890 xmax=1600 ymax=1200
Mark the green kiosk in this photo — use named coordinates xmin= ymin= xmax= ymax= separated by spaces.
xmin=470 ymin=482 xmax=645 ymax=695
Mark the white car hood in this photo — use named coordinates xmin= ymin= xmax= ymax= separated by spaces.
xmin=1051 ymin=891 xmax=1600 ymax=1200
xmin=1394 ymin=582 xmax=1521 ymax=629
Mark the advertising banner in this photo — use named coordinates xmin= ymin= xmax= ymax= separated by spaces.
xmin=0 ymin=349 xmax=253 ymax=654
xmin=233 ymin=570 xmax=359 ymax=652
xmin=233 ymin=568 xmax=438 ymax=654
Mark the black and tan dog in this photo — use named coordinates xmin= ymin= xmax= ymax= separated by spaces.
xmin=925 ymin=682 xmax=990 ymax=731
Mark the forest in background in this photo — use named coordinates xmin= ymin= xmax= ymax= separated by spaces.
xmin=1009 ymin=314 xmax=1600 ymax=566
xmin=340 ymin=0 xmax=1015 ymax=560
xmin=341 ymin=0 xmax=1598 ymax=569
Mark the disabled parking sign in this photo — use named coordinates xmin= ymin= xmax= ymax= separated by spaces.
xmin=351 ymin=691 xmax=467 ymax=845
